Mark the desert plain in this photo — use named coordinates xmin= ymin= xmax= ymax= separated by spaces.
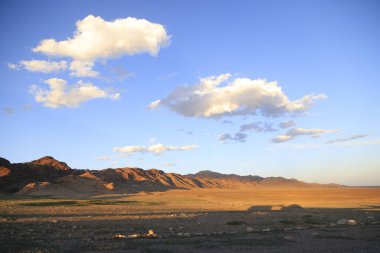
xmin=1 ymin=187 xmax=379 ymax=253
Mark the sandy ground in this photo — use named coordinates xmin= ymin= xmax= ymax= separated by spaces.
xmin=0 ymin=187 xmax=379 ymax=252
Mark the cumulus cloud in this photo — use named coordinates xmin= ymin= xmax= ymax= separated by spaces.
xmin=218 ymin=132 xmax=248 ymax=143
xmin=19 ymin=60 xmax=67 ymax=73
xmin=325 ymin=134 xmax=368 ymax=144
xmin=69 ymin=60 xmax=98 ymax=77
xmin=148 ymin=74 xmax=326 ymax=118
xmin=30 ymin=78 xmax=120 ymax=108
xmin=32 ymin=15 xmax=170 ymax=77
xmin=113 ymin=144 xmax=198 ymax=155
xmin=272 ymin=128 xmax=339 ymax=143
xmin=240 ymin=122 xmax=277 ymax=132
xmin=279 ymin=120 xmax=296 ymax=129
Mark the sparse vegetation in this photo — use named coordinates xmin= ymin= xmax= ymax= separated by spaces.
xmin=88 ymin=200 xmax=139 ymax=205
xmin=18 ymin=200 xmax=83 ymax=206
xmin=226 ymin=220 xmax=247 ymax=226
xmin=16 ymin=199 xmax=166 ymax=207
xmin=278 ymin=218 xmax=296 ymax=224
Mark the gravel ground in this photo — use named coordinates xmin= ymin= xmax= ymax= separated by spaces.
xmin=1 ymin=205 xmax=379 ymax=252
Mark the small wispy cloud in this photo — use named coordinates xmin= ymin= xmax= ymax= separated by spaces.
xmin=2 ymin=107 xmax=15 ymax=114
xmin=7 ymin=63 xmax=20 ymax=70
xmin=279 ymin=120 xmax=296 ymax=129
xmin=177 ymin=129 xmax=194 ymax=135
xmin=272 ymin=128 xmax=339 ymax=143
xmin=325 ymin=134 xmax=368 ymax=144
xmin=218 ymin=121 xmax=275 ymax=143
xmin=110 ymin=66 xmax=134 ymax=81
xmin=97 ymin=156 xmax=113 ymax=161
xmin=113 ymin=143 xmax=198 ymax=155
xmin=157 ymin=72 xmax=178 ymax=81
xmin=221 ymin=120 xmax=234 ymax=125
xmin=240 ymin=122 xmax=277 ymax=132
xmin=218 ymin=133 xmax=248 ymax=143
xmin=157 ymin=163 xmax=176 ymax=167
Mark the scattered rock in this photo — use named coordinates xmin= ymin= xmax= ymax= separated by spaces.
xmin=246 ymin=227 xmax=254 ymax=233
xmin=128 ymin=234 xmax=142 ymax=239
xmin=177 ymin=232 xmax=184 ymax=237
xmin=284 ymin=235 xmax=296 ymax=241
xmin=183 ymin=233 xmax=190 ymax=237
xmin=347 ymin=219 xmax=357 ymax=226
xmin=146 ymin=229 xmax=159 ymax=238
xmin=337 ymin=219 xmax=347 ymax=225
xmin=247 ymin=205 xmax=273 ymax=212
xmin=262 ymin=228 xmax=271 ymax=232
xmin=113 ymin=234 xmax=126 ymax=239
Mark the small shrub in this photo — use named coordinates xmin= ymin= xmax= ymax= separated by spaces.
xmin=226 ymin=220 xmax=247 ymax=226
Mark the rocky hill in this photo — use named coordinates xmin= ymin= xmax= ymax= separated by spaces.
xmin=0 ymin=156 xmax=340 ymax=197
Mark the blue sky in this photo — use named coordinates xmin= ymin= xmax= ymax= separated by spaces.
xmin=1 ymin=0 xmax=379 ymax=186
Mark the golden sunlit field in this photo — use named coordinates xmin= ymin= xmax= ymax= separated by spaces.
xmin=1 ymin=187 xmax=379 ymax=252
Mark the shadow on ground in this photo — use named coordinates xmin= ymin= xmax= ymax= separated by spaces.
xmin=0 ymin=202 xmax=379 ymax=253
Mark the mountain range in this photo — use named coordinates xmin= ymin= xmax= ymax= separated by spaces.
xmin=0 ymin=156 xmax=341 ymax=197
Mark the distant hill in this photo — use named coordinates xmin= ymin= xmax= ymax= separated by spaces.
xmin=0 ymin=156 xmax=341 ymax=197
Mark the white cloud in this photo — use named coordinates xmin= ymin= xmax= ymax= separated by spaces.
xmin=272 ymin=128 xmax=339 ymax=143
xmin=113 ymin=143 xmax=198 ymax=155
xmin=148 ymin=99 xmax=161 ymax=109
xmin=279 ymin=120 xmax=296 ymax=129
xmin=69 ymin=60 xmax=98 ymax=77
xmin=148 ymin=74 xmax=326 ymax=118
xmin=97 ymin=156 xmax=113 ymax=161
xmin=7 ymin=63 xmax=20 ymax=70
xmin=32 ymin=15 xmax=170 ymax=77
xmin=20 ymin=60 xmax=67 ymax=73
xmin=325 ymin=134 xmax=368 ymax=144
xmin=30 ymin=78 xmax=120 ymax=108
xmin=157 ymin=163 xmax=176 ymax=167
